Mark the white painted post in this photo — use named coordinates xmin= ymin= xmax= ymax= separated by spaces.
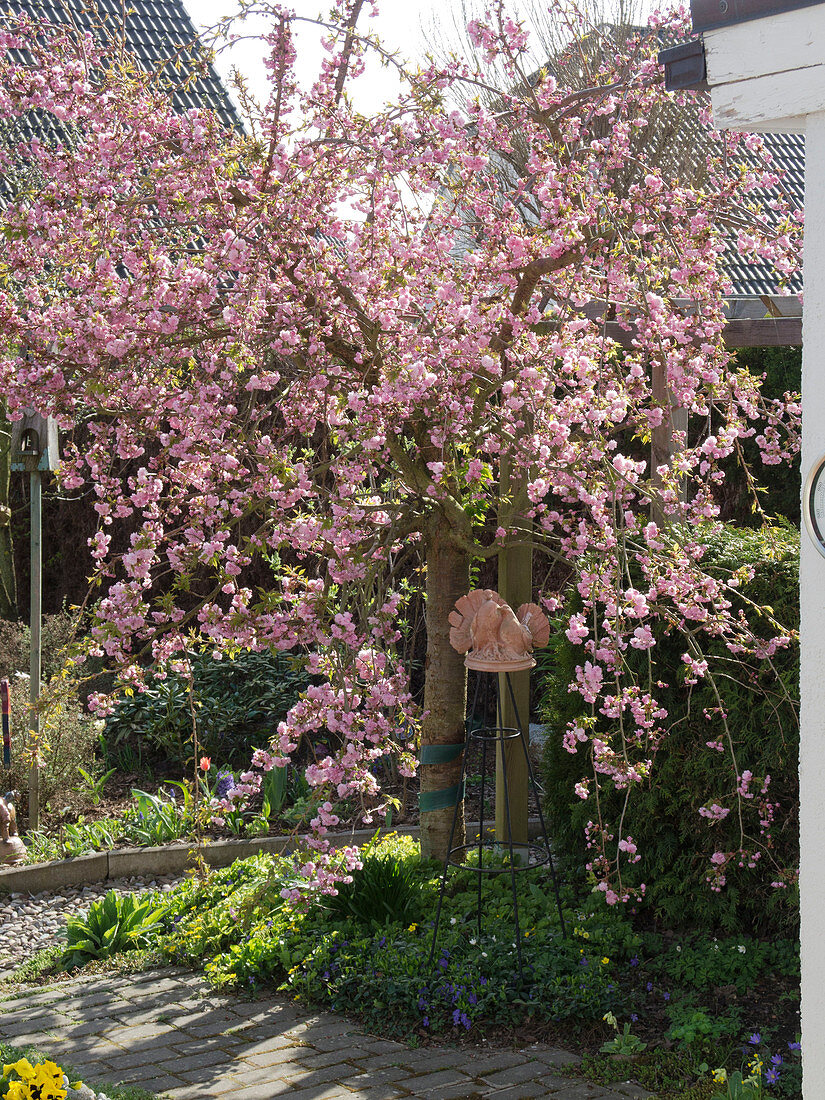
xmin=681 ymin=9 xmax=825 ymax=1093
xmin=798 ymin=109 xmax=825 ymax=1098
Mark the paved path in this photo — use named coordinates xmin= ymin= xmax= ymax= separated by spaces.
xmin=1 ymin=969 xmax=652 ymax=1099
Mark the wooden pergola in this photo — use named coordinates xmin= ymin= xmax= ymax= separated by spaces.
xmin=604 ymin=315 xmax=801 ymax=348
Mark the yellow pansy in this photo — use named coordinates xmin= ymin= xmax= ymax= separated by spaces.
xmin=29 ymin=1064 xmax=67 ymax=1100
xmin=3 ymin=1058 xmax=67 ymax=1100
xmin=4 ymin=1059 xmax=36 ymax=1081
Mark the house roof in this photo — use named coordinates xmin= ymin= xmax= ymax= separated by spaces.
xmin=0 ymin=0 xmax=242 ymax=131
xmin=522 ymin=28 xmax=805 ymax=306
xmin=726 ymin=130 xmax=804 ymax=302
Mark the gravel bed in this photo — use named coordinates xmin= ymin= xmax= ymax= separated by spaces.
xmin=0 ymin=874 xmax=181 ymax=975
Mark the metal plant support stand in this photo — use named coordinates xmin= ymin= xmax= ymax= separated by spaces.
xmin=427 ymin=670 xmax=566 ymax=984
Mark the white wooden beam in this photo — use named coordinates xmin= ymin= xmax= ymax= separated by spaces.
xmin=703 ymin=3 xmax=825 ymax=130
xmin=704 ymin=5 xmax=824 ymax=84
xmin=692 ymin=8 xmax=825 ymax=1096
xmin=710 ymin=68 xmax=822 ymax=131
xmin=799 ymin=108 xmax=825 ymax=1100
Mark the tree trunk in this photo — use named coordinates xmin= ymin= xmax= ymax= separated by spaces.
xmin=651 ymin=357 xmax=688 ymax=524
xmin=419 ymin=519 xmax=470 ymax=862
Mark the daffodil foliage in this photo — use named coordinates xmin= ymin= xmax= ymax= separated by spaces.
xmin=0 ymin=0 xmax=802 ymax=898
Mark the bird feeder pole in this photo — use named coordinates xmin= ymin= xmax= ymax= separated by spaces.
xmin=11 ymin=412 xmax=59 ymax=832
xmin=28 ymin=464 xmax=42 ymax=829
xmin=496 ymin=445 xmax=532 ymax=853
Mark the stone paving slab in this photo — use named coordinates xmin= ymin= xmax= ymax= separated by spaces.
xmin=0 ymin=969 xmax=653 ymax=1099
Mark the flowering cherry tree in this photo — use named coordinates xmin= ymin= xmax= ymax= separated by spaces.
xmin=0 ymin=0 xmax=802 ymax=898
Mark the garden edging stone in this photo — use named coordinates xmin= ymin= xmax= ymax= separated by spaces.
xmin=0 ymin=851 xmax=111 ymax=895
xmin=0 ymin=819 xmax=543 ymax=894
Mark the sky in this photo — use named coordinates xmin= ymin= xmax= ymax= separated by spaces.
xmin=183 ymin=0 xmax=658 ymax=119
xmin=183 ymin=0 xmax=461 ymax=115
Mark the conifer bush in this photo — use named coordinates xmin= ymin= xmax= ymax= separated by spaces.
xmin=539 ymin=524 xmax=799 ymax=935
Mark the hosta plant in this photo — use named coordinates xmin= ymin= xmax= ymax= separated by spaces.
xmin=59 ymin=891 xmax=162 ymax=971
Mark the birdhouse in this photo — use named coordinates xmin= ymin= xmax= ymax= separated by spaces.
xmin=10 ymin=411 xmax=59 ymax=473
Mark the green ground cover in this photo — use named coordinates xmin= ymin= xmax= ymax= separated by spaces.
xmin=10 ymin=835 xmax=801 ymax=1099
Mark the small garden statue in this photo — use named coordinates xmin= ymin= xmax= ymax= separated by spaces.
xmin=0 ymin=790 xmax=25 ymax=865
xmin=448 ymin=589 xmax=550 ymax=671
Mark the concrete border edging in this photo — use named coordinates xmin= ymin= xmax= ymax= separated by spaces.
xmin=0 ymin=819 xmax=545 ymax=895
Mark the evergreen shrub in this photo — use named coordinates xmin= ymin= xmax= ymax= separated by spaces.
xmin=729 ymin=346 xmax=801 ymax=525
xmin=538 ymin=524 xmax=799 ymax=935
xmin=103 ymin=648 xmax=308 ymax=766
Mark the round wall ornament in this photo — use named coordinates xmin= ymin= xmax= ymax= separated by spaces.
xmin=803 ymin=452 xmax=825 ymax=559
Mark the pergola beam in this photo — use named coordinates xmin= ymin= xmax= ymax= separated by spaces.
xmin=601 ymin=315 xmax=802 ymax=349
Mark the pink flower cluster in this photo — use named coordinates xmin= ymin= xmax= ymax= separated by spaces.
xmin=0 ymin=0 xmax=801 ymax=902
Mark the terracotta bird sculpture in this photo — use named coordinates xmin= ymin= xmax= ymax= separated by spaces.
xmin=448 ymin=589 xmax=550 ymax=670
xmin=0 ymin=790 xmax=25 ymax=865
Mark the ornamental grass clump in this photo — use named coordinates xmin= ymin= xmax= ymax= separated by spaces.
xmin=323 ymin=835 xmax=423 ymax=928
